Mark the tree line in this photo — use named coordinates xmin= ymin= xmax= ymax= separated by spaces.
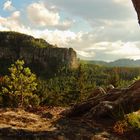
xmin=0 ymin=60 xmax=140 ymax=107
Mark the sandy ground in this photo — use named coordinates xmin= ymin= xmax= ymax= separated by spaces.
xmin=0 ymin=107 xmax=139 ymax=140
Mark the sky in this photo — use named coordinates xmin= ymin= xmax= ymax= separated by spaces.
xmin=0 ymin=0 xmax=140 ymax=61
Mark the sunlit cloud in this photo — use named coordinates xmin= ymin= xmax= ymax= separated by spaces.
xmin=27 ymin=2 xmax=73 ymax=30
xmin=0 ymin=0 xmax=140 ymax=61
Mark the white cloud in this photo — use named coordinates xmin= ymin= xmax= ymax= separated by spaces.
xmin=76 ymin=50 xmax=95 ymax=58
xmin=106 ymin=42 xmax=140 ymax=56
xmin=1 ymin=0 xmax=140 ymax=61
xmin=0 ymin=11 xmax=21 ymax=30
xmin=27 ymin=2 xmax=59 ymax=26
xmin=67 ymin=30 xmax=140 ymax=61
xmin=0 ymin=10 xmax=77 ymax=47
xmin=33 ymin=29 xmax=76 ymax=47
xmin=27 ymin=2 xmax=73 ymax=30
xmin=75 ymin=41 xmax=140 ymax=61
xmin=3 ymin=0 xmax=15 ymax=11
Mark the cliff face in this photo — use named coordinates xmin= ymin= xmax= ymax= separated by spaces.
xmin=132 ymin=0 xmax=140 ymax=24
xmin=19 ymin=47 xmax=78 ymax=70
xmin=0 ymin=31 xmax=78 ymax=74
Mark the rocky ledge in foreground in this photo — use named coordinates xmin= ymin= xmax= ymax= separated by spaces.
xmin=0 ymin=107 xmax=121 ymax=140
xmin=0 ymin=107 xmax=139 ymax=140
xmin=0 ymin=80 xmax=140 ymax=140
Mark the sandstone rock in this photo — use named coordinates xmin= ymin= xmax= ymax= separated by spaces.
xmin=88 ymin=87 xmax=106 ymax=99
xmin=0 ymin=31 xmax=78 ymax=75
xmin=106 ymin=85 xmax=114 ymax=92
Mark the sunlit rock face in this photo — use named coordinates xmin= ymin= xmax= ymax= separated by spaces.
xmin=0 ymin=31 xmax=78 ymax=74
xmin=132 ymin=0 xmax=140 ymax=24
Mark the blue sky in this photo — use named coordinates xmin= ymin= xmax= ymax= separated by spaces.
xmin=0 ymin=0 xmax=140 ymax=61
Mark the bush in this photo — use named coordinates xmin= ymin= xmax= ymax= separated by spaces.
xmin=127 ymin=112 xmax=140 ymax=129
xmin=1 ymin=60 xmax=38 ymax=107
xmin=29 ymin=94 xmax=40 ymax=107
xmin=113 ymin=120 xmax=129 ymax=135
xmin=114 ymin=110 xmax=140 ymax=134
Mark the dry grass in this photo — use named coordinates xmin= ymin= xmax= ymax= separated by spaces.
xmin=0 ymin=107 xmax=139 ymax=139
xmin=0 ymin=107 xmax=65 ymax=132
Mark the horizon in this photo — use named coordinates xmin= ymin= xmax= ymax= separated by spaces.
xmin=0 ymin=0 xmax=140 ymax=61
xmin=80 ymin=58 xmax=140 ymax=62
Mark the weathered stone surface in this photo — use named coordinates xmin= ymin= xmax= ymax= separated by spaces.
xmin=0 ymin=31 xmax=78 ymax=73
xmin=88 ymin=87 xmax=106 ymax=99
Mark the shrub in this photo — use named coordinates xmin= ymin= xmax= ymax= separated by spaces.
xmin=29 ymin=94 xmax=40 ymax=107
xmin=127 ymin=112 xmax=140 ymax=129
xmin=1 ymin=60 xmax=39 ymax=107
xmin=113 ymin=110 xmax=140 ymax=134
xmin=113 ymin=120 xmax=129 ymax=135
xmin=133 ymin=76 xmax=140 ymax=83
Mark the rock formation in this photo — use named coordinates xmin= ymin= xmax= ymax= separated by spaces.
xmin=132 ymin=0 xmax=140 ymax=24
xmin=0 ymin=31 xmax=78 ymax=75
xmin=62 ymin=0 xmax=140 ymax=120
xmin=65 ymin=80 xmax=140 ymax=119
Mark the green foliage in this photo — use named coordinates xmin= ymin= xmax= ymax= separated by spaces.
xmin=117 ymin=80 xmax=132 ymax=88
xmin=107 ymin=68 xmax=120 ymax=87
xmin=114 ymin=111 xmax=140 ymax=134
xmin=35 ymin=63 xmax=140 ymax=106
xmin=1 ymin=60 xmax=39 ymax=107
xmin=127 ymin=112 xmax=140 ymax=129
xmin=133 ymin=76 xmax=140 ymax=83
xmin=1 ymin=58 xmax=140 ymax=107
xmin=0 ymin=31 xmax=54 ymax=49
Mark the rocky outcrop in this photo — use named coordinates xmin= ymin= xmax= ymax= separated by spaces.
xmin=0 ymin=31 xmax=78 ymax=74
xmin=64 ymin=80 xmax=140 ymax=119
xmin=132 ymin=0 xmax=140 ymax=24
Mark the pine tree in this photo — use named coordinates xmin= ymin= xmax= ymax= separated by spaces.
xmin=2 ymin=60 xmax=38 ymax=107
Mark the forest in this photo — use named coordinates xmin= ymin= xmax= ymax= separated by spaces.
xmin=0 ymin=0 xmax=140 ymax=139
xmin=0 ymin=59 xmax=140 ymax=107
xmin=0 ymin=30 xmax=139 ymax=139
xmin=0 ymin=59 xmax=140 ymax=139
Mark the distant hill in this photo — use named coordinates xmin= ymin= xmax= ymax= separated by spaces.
xmin=83 ymin=59 xmax=140 ymax=67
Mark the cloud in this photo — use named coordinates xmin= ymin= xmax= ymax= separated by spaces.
xmin=1 ymin=0 xmax=140 ymax=61
xmin=3 ymin=0 xmax=15 ymax=11
xmin=34 ymin=29 xmax=76 ymax=47
xmin=75 ymin=41 xmax=140 ymax=61
xmin=27 ymin=2 xmax=73 ymax=30
xmin=76 ymin=50 xmax=95 ymax=59
xmin=0 ymin=10 xmax=77 ymax=47
xmin=67 ymin=31 xmax=140 ymax=61
xmin=46 ymin=0 xmax=135 ymax=21
xmin=0 ymin=11 xmax=22 ymax=31
xmin=27 ymin=2 xmax=59 ymax=26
